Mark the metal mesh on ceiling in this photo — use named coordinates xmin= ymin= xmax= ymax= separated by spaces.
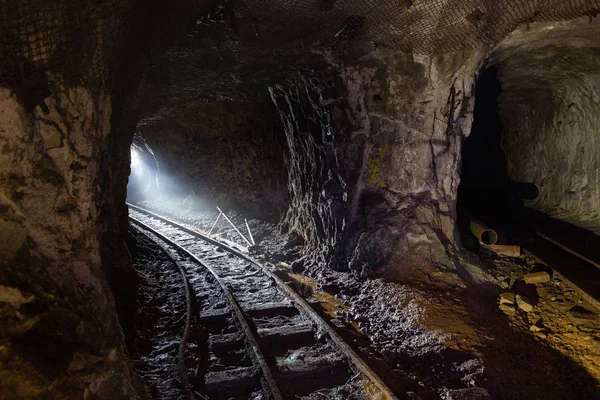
xmin=210 ymin=0 xmax=599 ymax=51
xmin=1 ymin=0 xmax=599 ymax=88
xmin=0 ymin=0 xmax=134 ymax=88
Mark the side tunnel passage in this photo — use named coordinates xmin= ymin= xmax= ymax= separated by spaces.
xmin=457 ymin=19 xmax=600 ymax=312
xmin=494 ymin=22 xmax=600 ymax=236
xmin=457 ymin=67 xmax=539 ymax=248
xmin=459 ymin=18 xmax=600 ymax=251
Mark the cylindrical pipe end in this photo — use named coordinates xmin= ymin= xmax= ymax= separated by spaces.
xmin=470 ymin=219 xmax=499 ymax=245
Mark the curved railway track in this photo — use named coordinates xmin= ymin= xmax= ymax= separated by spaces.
xmin=128 ymin=203 xmax=399 ymax=400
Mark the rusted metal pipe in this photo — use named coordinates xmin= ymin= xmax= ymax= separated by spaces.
xmin=469 ymin=217 xmax=520 ymax=256
xmin=469 ymin=217 xmax=499 ymax=245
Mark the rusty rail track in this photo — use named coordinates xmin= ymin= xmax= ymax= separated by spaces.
xmin=130 ymin=219 xmax=283 ymax=400
xmin=128 ymin=202 xmax=399 ymax=400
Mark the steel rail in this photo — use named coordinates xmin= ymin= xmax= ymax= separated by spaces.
xmin=535 ymin=230 xmax=600 ymax=272
xmin=127 ymin=203 xmax=400 ymax=400
xmin=130 ymin=216 xmax=284 ymax=400
xmin=522 ymin=247 xmax=600 ymax=312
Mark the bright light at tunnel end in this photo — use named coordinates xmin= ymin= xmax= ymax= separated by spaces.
xmin=131 ymin=147 xmax=141 ymax=168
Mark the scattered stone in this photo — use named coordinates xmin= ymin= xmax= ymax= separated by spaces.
xmin=455 ymin=359 xmax=485 ymax=386
xmin=529 ymin=319 xmax=545 ymax=332
xmin=498 ymin=292 xmax=514 ymax=305
xmin=7 ymin=315 xmax=41 ymax=336
xmin=516 ymin=294 xmax=534 ymax=312
xmin=0 ymin=285 xmax=35 ymax=308
xmin=523 ymin=271 xmax=551 ymax=284
xmin=567 ymin=305 xmax=596 ymax=324
xmin=530 ymin=324 xmax=543 ymax=332
xmin=330 ymin=318 xmax=345 ymax=329
xmin=499 ymin=304 xmax=516 ymax=315
xmin=533 ymin=331 xmax=548 ymax=340
xmin=444 ymin=387 xmax=491 ymax=400
xmin=278 ymin=261 xmax=291 ymax=269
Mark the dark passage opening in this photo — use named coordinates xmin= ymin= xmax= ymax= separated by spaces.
xmin=457 ymin=67 xmax=538 ymax=248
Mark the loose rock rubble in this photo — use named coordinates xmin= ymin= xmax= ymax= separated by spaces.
xmin=515 ymin=294 xmax=535 ymax=313
xmin=524 ymin=271 xmax=551 ymax=285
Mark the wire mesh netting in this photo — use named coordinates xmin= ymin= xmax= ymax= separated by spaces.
xmin=1 ymin=0 xmax=599 ymax=89
xmin=0 ymin=0 xmax=135 ymax=88
xmin=206 ymin=0 xmax=600 ymax=52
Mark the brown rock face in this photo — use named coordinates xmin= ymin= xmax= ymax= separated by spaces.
xmin=0 ymin=88 xmax=143 ymax=399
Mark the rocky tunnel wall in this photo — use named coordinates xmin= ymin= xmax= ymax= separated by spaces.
xmin=134 ymin=101 xmax=290 ymax=220
xmin=124 ymin=3 xmax=600 ymax=288
xmin=491 ymin=18 xmax=600 ymax=234
xmin=0 ymin=87 xmax=143 ymax=398
xmin=267 ymin=46 xmax=486 ymax=284
xmin=0 ymin=0 xmax=172 ymax=398
xmin=2 ymin=2 xmax=598 ymax=398
xmin=134 ymin=44 xmax=485 ymax=285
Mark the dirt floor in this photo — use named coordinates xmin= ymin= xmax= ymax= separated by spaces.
xmin=133 ymin=200 xmax=600 ymax=399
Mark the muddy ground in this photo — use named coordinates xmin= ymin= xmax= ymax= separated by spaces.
xmin=131 ymin=200 xmax=600 ymax=399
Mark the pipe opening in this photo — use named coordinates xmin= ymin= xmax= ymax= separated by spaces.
xmin=480 ymin=229 xmax=498 ymax=246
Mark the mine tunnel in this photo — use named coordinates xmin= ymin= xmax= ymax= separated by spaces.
xmin=2 ymin=2 xmax=600 ymax=400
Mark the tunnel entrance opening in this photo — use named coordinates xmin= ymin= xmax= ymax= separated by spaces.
xmin=127 ymin=137 xmax=161 ymax=205
xmin=457 ymin=67 xmax=538 ymax=250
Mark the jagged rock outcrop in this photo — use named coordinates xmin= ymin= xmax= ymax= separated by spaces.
xmin=269 ymin=45 xmax=485 ymax=283
xmin=270 ymin=76 xmax=348 ymax=269
xmin=0 ymin=88 xmax=143 ymax=399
